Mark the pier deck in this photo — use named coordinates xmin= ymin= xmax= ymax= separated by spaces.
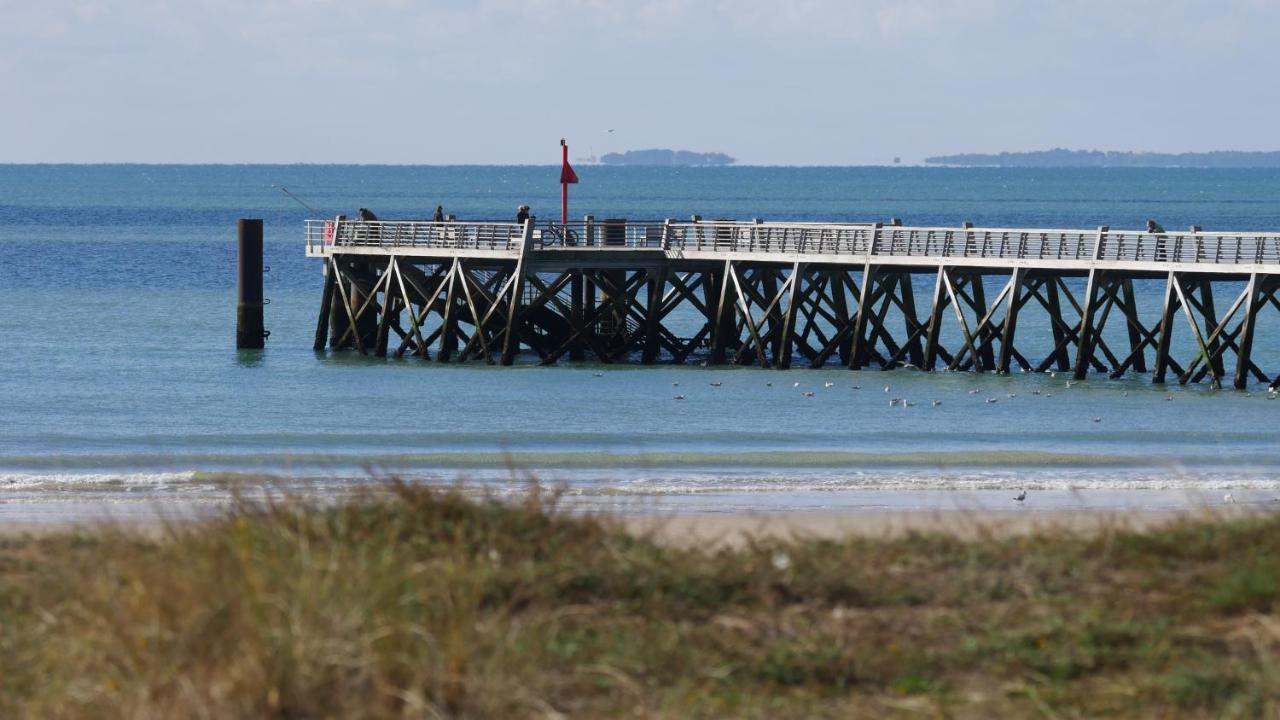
xmin=306 ymin=217 xmax=1280 ymax=389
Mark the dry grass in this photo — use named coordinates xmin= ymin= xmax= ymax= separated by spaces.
xmin=1 ymin=482 xmax=1279 ymax=718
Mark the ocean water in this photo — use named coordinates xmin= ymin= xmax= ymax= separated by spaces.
xmin=3 ymin=164 xmax=1280 ymax=519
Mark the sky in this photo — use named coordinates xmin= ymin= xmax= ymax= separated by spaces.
xmin=3 ymin=0 xmax=1278 ymax=165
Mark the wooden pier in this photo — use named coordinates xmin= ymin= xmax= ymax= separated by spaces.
xmin=305 ymin=216 xmax=1280 ymax=389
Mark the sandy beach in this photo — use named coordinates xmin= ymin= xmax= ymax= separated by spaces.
xmin=3 ymin=488 xmax=1271 ymax=544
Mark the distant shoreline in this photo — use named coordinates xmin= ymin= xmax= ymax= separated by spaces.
xmin=926 ymin=148 xmax=1280 ymax=168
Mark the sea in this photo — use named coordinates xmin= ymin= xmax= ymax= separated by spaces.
xmin=3 ymin=164 xmax=1280 ymax=522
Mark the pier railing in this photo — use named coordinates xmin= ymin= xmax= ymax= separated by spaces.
xmin=308 ymin=218 xmax=1280 ymax=268
xmin=305 ymin=219 xmax=525 ymax=255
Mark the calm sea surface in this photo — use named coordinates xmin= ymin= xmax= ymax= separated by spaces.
xmin=3 ymin=165 xmax=1280 ymax=516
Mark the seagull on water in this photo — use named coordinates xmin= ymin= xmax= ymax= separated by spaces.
xmin=1014 ymin=490 xmax=1027 ymax=502
xmin=802 ymin=391 xmax=815 ymax=397
xmin=1093 ymin=417 xmax=1102 ymax=423
xmin=673 ymin=382 xmax=679 ymax=386
xmin=766 ymin=382 xmax=772 ymax=387
xmin=710 ymin=381 xmax=722 ymax=387
xmin=884 ymin=385 xmax=891 ymax=393
xmin=851 ymin=385 xmax=861 ymax=390
xmin=986 ymin=397 xmax=999 ymax=404
xmin=889 ymin=398 xmax=899 ymax=407
xmin=968 ymin=389 xmax=980 ymax=395
xmin=824 ymin=381 xmax=835 ymax=388
xmin=593 ymin=372 xmax=604 ymax=377
xmin=793 ymin=381 xmax=800 ymax=387
xmin=673 ymin=394 xmax=686 ymax=400
xmin=931 ymin=400 xmax=942 ymax=406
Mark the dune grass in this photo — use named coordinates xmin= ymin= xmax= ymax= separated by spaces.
xmin=1 ymin=483 xmax=1278 ymax=718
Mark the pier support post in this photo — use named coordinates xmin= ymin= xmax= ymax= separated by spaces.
xmin=641 ymin=265 xmax=669 ymax=364
xmin=314 ymin=261 xmax=335 ymax=351
xmin=1234 ymin=274 xmax=1261 ymax=390
xmin=710 ymin=261 xmax=734 ymax=364
xmin=236 ymin=219 xmax=266 ymax=349
xmin=1044 ymin=279 xmax=1070 ymax=371
xmin=1072 ymin=270 xmax=1101 ymax=380
xmin=500 ymin=221 xmax=535 ymax=365
xmin=848 ymin=262 xmax=878 ymax=369
xmin=438 ymin=259 xmax=461 ymax=362
xmin=777 ymin=262 xmax=806 ymax=369
xmin=1153 ymin=272 xmax=1180 ymax=384
xmin=923 ymin=267 xmax=948 ymax=370
xmin=997 ymin=269 xmax=1026 ymax=373
xmin=570 ymin=270 xmax=585 ymax=361
xmin=968 ymin=272 xmax=996 ymax=371
xmin=374 ymin=258 xmax=397 ymax=358
xmin=1198 ymin=280 xmax=1226 ymax=381
xmin=1121 ymin=279 xmax=1147 ymax=373
xmin=898 ymin=273 xmax=925 ymax=367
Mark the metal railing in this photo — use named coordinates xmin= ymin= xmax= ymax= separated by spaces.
xmin=666 ymin=221 xmax=875 ymax=255
xmin=305 ymin=219 xmax=526 ymax=255
xmin=307 ymin=218 xmax=1280 ymax=268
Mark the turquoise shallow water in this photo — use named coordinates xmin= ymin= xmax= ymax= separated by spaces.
xmin=2 ymin=165 xmax=1280 ymax=515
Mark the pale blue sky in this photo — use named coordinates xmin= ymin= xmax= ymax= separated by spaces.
xmin=3 ymin=0 xmax=1277 ymax=164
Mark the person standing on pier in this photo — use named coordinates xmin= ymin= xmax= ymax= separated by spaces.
xmin=516 ymin=205 xmax=530 ymax=224
xmin=1147 ymin=219 xmax=1167 ymax=261
xmin=432 ymin=205 xmax=444 ymax=222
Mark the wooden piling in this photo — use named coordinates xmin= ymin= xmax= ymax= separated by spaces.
xmin=1234 ymin=274 xmax=1260 ymax=390
xmin=1072 ymin=270 xmax=1101 ymax=380
xmin=236 ymin=219 xmax=266 ymax=349
xmin=1152 ymin=272 xmax=1180 ymax=384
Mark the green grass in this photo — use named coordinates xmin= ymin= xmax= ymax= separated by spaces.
xmin=1 ymin=482 xmax=1279 ymax=718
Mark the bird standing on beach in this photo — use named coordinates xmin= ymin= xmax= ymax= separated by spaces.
xmin=1014 ymin=490 xmax=1027 ymax=502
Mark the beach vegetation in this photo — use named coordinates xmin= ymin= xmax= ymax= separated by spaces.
xmin=1 ymin=482 xmax=1278 ymax=717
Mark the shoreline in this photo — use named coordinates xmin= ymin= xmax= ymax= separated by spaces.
xmin=2 ymin=487 xmax=1274 ymax=541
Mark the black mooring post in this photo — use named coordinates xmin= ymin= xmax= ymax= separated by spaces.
xmin=237 ymin=218 xmax=266 ymax=349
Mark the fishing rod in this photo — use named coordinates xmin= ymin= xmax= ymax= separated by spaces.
xmin=273 ymin=184 xmax=330 ymax=216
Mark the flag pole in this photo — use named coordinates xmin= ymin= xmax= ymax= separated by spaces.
xmin=561 ymin=139 xmax=569 ymax=226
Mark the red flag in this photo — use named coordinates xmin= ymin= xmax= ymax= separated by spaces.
xmin=560 ymin=157 xmax=579 ymax=184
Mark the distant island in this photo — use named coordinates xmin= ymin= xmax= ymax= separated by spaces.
xmin=924 ymin=148 xmax=1280 ymax=168
xmin=600 ymin=149 xmax=735 ymax=166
